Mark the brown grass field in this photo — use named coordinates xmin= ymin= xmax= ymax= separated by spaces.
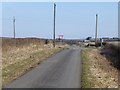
xmin=2 ymin=38 xmax=68 ymax=87
xmin=81 ymin=42 xmax=120 ymax=88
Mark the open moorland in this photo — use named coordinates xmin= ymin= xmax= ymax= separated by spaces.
xmin=2 ymin=38 xmax=68 ymax=86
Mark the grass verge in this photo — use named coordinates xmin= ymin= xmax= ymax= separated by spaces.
xmin=2 ymin=44 xmax=67 ymax=87
xmin=81 ymin=49 xmax=95 ymax=88
xmin=81 ymin=48 xmax=118 ymax=88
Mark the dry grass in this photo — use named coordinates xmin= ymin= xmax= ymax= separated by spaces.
xmin=101 ymin=42 xmax=120 ymax=87
xmin=81 ymin=48 xmax=118 ymax=88
xmin=81 ymin=49 xmax=96 ymax=88
xmin=2 ymin=43 xmax=68 ymax=87
xmin=101 ymin=43 xmax=120 ymax=69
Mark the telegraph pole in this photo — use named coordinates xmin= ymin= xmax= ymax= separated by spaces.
xmin=95 ymin=14 xmax=98 ymax=46
xmin=13 ymin=16 xmax=16 ymax=38
xmin=53 ymin=2 xmax=56 ymax=47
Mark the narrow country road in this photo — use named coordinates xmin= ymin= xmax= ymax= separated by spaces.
xmin=5 ymin=45 xmax=82 ymax=88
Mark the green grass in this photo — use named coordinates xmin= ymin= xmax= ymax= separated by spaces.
xmin=81 ymin=49 xmax=96 ymax=88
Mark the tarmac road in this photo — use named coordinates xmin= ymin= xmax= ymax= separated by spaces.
xmin=5 ymin=45 xmax=82 ymax=88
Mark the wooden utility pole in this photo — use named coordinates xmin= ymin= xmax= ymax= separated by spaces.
xmin=95 ymin=14 xmax=98 ymax=46
xmin=53 ymin=2 xmax=56 ymax=47
xmin=13 ymin=16 xmax=16 ymax=38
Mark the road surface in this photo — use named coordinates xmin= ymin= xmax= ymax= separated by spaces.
xmin=5 ymin=45 xmax=82 ymax=88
